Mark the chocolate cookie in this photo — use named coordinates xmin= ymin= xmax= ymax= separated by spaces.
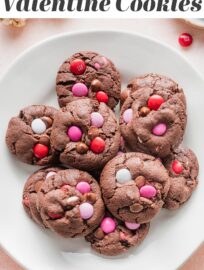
xmin=85 ymin=212 xmax=150 ymax=256
xmin=100 ymin=153 xmax=170 ymax=224
xmin=38 ymin=169 xmax=105 ymax=238
xmin=22 ymin=167 xmax=62 ymax=226
xmin=120 ymin=87 xmax=187 ymax=157
xmin=50 ymin=99 xmax=120 ymax=171
xmin=120 ymin=73 xmax=186 ymax=107
xmin=163 ymin=147 xmax=199 ymax=210
xmin=6 ymin=105 xmax=58 ymax=166
xmin=56 ymin=51 xmax=121 ymax=109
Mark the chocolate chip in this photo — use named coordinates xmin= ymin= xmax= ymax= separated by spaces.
xmin=135 ymin=176 xmax=146 ymax=188
xmin=41 ymin=116 xmax=53 ymax=128
xmin=39 ymin=135 xmax=50 ymax=146
xmin=140 ymin=197 xmax=152 ymax=205
xmin=84 ymin=192 xmax=97 ymax=204
xmin=94 ymin=228 xmax=104 ymax=239
xmin=155 ymin=146 xmax=161 ymax=153
xmin=120 ymin=89 xmax=130 ymax=103
xmin=121 ymin=240 xmax=130 ymax=248
xmin=34 ymin=180 xmax=43 ymax=192
xmin=154 ymin=183 xmax=163 ymax=190
xmin=88 ymin=127 xmax=100 ymax=140
xmin=91 ymin=79 xmax=103 ymax=92
xmin=130 ymin=203 xmax=144 ymax=213
xmin=76 ymin=142 xmax=89 ymax=154
xmin=139 ymin=106 xmax=150 ymax=117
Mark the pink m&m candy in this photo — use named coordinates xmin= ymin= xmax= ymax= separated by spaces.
xmin=152 ymin=123 xmax=167 ymax=136
xmin=72 ymin=83 xmax=88 ymax=97
xmin=67 ymin=126 xmax=82 ymax=142
xmin=140 ymin=185 xmax=157 ymax=198
xmin=123 ymin=109 xmax=133 ymax=124
xmin=91 ymin=112 xmax=104 ymax=128
xmin=79 ymin=202 xmax=94 ymax=219
xmin=94 ymin=63 xmax=101 ymax=70
xmin=76 ymin=181 xmax=91 ymax=194
xmin=46 ymin=172 xmax=56 ymax=179
xmin=100 ymin=217 xmax=116 ymax=234
xmin=125 ymin=222 xmax=140 ymax=230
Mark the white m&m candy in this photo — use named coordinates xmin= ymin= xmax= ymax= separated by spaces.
xmin=31 ymin=118 xmax=46 ymax=134
xmin=116 ymin=168 xmax=132 ymax=184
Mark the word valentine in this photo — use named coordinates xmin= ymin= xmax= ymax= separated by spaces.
xmin=4 ymin=0 xmax=203 ymax=12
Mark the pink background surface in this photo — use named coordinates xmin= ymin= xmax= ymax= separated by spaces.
xmin=0 ymin=18 xmax=203 ymax=269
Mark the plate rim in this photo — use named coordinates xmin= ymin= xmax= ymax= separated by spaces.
xmin=1 ymin=29 xmax=204 ymax=269
xmin=0 ymin=29 xmax=204 ymax=84
xmin=184 ymin=19 xmax=204 ymax=29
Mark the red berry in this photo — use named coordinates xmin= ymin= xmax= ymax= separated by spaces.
xmin=23 ymin=197 xmax=30 ymax=208
xmin=33 ymin=144 xmax=49 ymax=159
xmin=96 ymin=91 xmax=109 ymax=104
xmin=148 ymin=95 xmax=165 ymax=110
xmin=178 ymin=33 xmax=193 ymax=47
xmin=172 ymin=160 xmax=183 ymax=174
xmin=48 ymin=212 xmax=63 ymax=219
xmin=70 ymin=59 xmax=86 ymax=75
xmin=90 ymin=137 xmax=105 ymax=154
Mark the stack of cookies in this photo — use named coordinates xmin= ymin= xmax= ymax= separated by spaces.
xmin=5 ymin=51 xmax=199 ymax=256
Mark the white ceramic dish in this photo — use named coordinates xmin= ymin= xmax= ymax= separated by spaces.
xmin=0 ymin=30 xmax=204 ymax=270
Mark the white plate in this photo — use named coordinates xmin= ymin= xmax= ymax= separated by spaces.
xmin=0 ymin=30 xmax=204 ymax=270
xmin=185 ymin=19 xmax=204 ymax=29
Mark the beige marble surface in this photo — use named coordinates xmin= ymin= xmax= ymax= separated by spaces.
xmin=0 ymin=19 xmax=203 ymax=270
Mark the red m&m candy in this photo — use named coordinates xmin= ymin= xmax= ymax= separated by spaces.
xmin=96 ymin=91 xmax=109 ymax=104
xmin=33 ymin=144 xmax=49 ymax=159
xmin=178 ymin=33 xmax=193 ymax=47
xmin=172 ymin=160 xmax=183 ymax=174
xmin=90 ymin=137 xmax=105 ymax=154
xmin=70 ymin=59 xmax=86 ymax=75
xmin=148 ymin=95 xmax=165 ymax=110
